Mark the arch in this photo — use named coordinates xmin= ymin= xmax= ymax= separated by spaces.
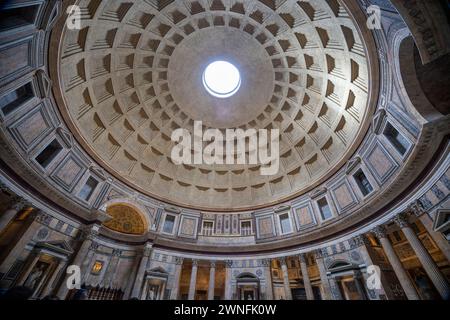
xmin=103 ymin=203 xmax=149 ymax=235
xmin=392 ymin=29 xmax=444 ymax=122
xmin=236 ymin=272 xmax=259 ymax=280
xmin=149 ymin=267 xmax=168 ymax=275
xmin=389 ymin=0 xmax=450 ymax=64
xmin=327 ymin=260 xmax=357 ymax=273
xmin=235 ymin=272 xmax=260 ymax=300
xmin=100 ymin=197 xmax=153 ymax=230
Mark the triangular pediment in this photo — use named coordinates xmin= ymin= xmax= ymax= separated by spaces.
xmin=433 ymin=209 xmax=450 ymax=232
xmin=149 ymin=266 xmax=168 ymax=274
xmin=36 ymin=240 xmax=74 ymax=255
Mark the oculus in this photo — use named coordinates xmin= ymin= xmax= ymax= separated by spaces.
xmin=202 ymin=61 xmax=241 ymax=98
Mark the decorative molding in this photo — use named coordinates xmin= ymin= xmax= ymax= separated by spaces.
xmin=345 ymin=156 xmax=362 ymax=174
xmin=35 ymin=69 xmax=52 ymax=98
xmin=310 ymin=187 xmax=327 ymax=199
xmin=165 ymin=206 xmax=181 ymax=214
xmin=372 ymin=109 xmax=387 ymax=135
xmin=274 ymin=205 xmax=291 ymax=213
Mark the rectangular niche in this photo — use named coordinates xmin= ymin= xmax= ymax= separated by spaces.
xmin=383 ymin=122 xmax=410 ymax=156
xmin=0 ymin=82 xmax=34 ymax=116
xmin=278 ymin=212 xmax=293 ymax=235
xmin=353 ymin=169 xmax=373 ymax=196
xmin=317 ymin=197 xmax=333 ymax=221
xmin=35 ymin=139 xmax=63 ymax=169
xmin=162 ymin=214 xmax=176 ymax=234
xmin=78 ymin=176 xmax=99 ymax=201
xmin=240 ymin=220 xmax=252 ymax=236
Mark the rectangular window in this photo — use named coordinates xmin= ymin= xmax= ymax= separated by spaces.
xmin=354 ymin=169 xmax=373 ymax=196
xmin=240 ymin=221 xmax=252 ymax=236
xmin=0 ymin=82 xmax=34 ymax=116
xmin=202 ymin=221 xmax=213 ymax=236
xmin=79 ymin=177 xmax=99 ymax=201
xmin=0 ymin=5 xmax=40 ymax=31
xmin=317 ymin=197 xmax=333 ymax=220
xmin=384 ymin=122 xmax=409 ymax=155
xmin=444 ymin=229 xmax=450 ymax=241
xmin=279 ymin=213 xmax=292 ymax=234
xmin=35 ymin=139 xmax=63 ymax=168
xmin=162 ymin=214 xmax=175 ymax=234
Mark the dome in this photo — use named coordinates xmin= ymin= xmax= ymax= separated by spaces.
xmin=52 ymin=0 xmax=374 ymax=210
xmin=0 ymin=0 xmax=449 ymax=303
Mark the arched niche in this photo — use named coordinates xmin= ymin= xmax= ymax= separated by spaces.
xmin=413 ymin=47 xmax=450 ymax=115
xmin=389 ymin=0 xmax=450 ymax=64
xmin=393 ymin=30 xmax=446 ymax=122
xmin=103 ymin=203 xmax=149 ymax=235
xmin=236 ymin=272 xmax=260 ymax=300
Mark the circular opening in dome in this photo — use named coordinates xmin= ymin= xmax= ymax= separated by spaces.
xmin=202 ymin=61 xmax=241 ymax=98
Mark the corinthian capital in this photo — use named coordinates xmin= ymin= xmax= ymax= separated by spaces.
xmin=407 ymin=200 xmax=425 ymax=217
xmin=9 ymin=196 xmax=29 ymax=211
xmin=393 ymin=213 xmax=409 ymax=229
xmin=371 ymin=225 xmax=387 ymax=239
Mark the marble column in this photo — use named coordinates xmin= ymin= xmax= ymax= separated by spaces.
xmin=102 ymin=249 xmax=121 ymax=288
xmin=419 ymin=213 xmax=450 ymax=261
xmin=16 ymin=252 xmax=41 ymax=286
xmin=140 ymin=279 xmax=149 ymax=300
xmin=41 ymin=259 xmax=66 ymax=297
xmin=0 ymin=196 xmax=28 ymax=234
xmin=188 ymin=259 xmax=198 ymax=300
xmin=299 ymin=254 xmax=314 ymax=300
xmin=57 ymin=224 xmax=100 ymax=299
xmin=123 ymin=252 xmax=141 ymax=299
xmin=262 ymin=259 xmax=274 ymax=300
xmin=0 ymin=210 xmax=42 ymax=274
xmin=315 ymin=250 xmax=332 ymax=300
xmin=170 ymin=257 xmax=184 ymax=300
xmin=280 ymin=258 xmax=292 ymax=300
xmin=329 ymin=276 xmax=343 ymax=300
xmin=394 ymin=214 xmax=450 ymax=300
xmin=131 ymin=242 xmax=153 ymax=299
xmin=372 ymin=225 xmax=420 ymax=300
xmin=224 ymin=260 xmax=233 ymax=300
xmin=353 ymin=272 xmax=368 ymax=300
xmin=208 ymin=261 xmax=216 ymax=300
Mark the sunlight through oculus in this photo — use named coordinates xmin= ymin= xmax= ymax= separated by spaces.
xmin=202 ymin=61 xmax=241 ymax=98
